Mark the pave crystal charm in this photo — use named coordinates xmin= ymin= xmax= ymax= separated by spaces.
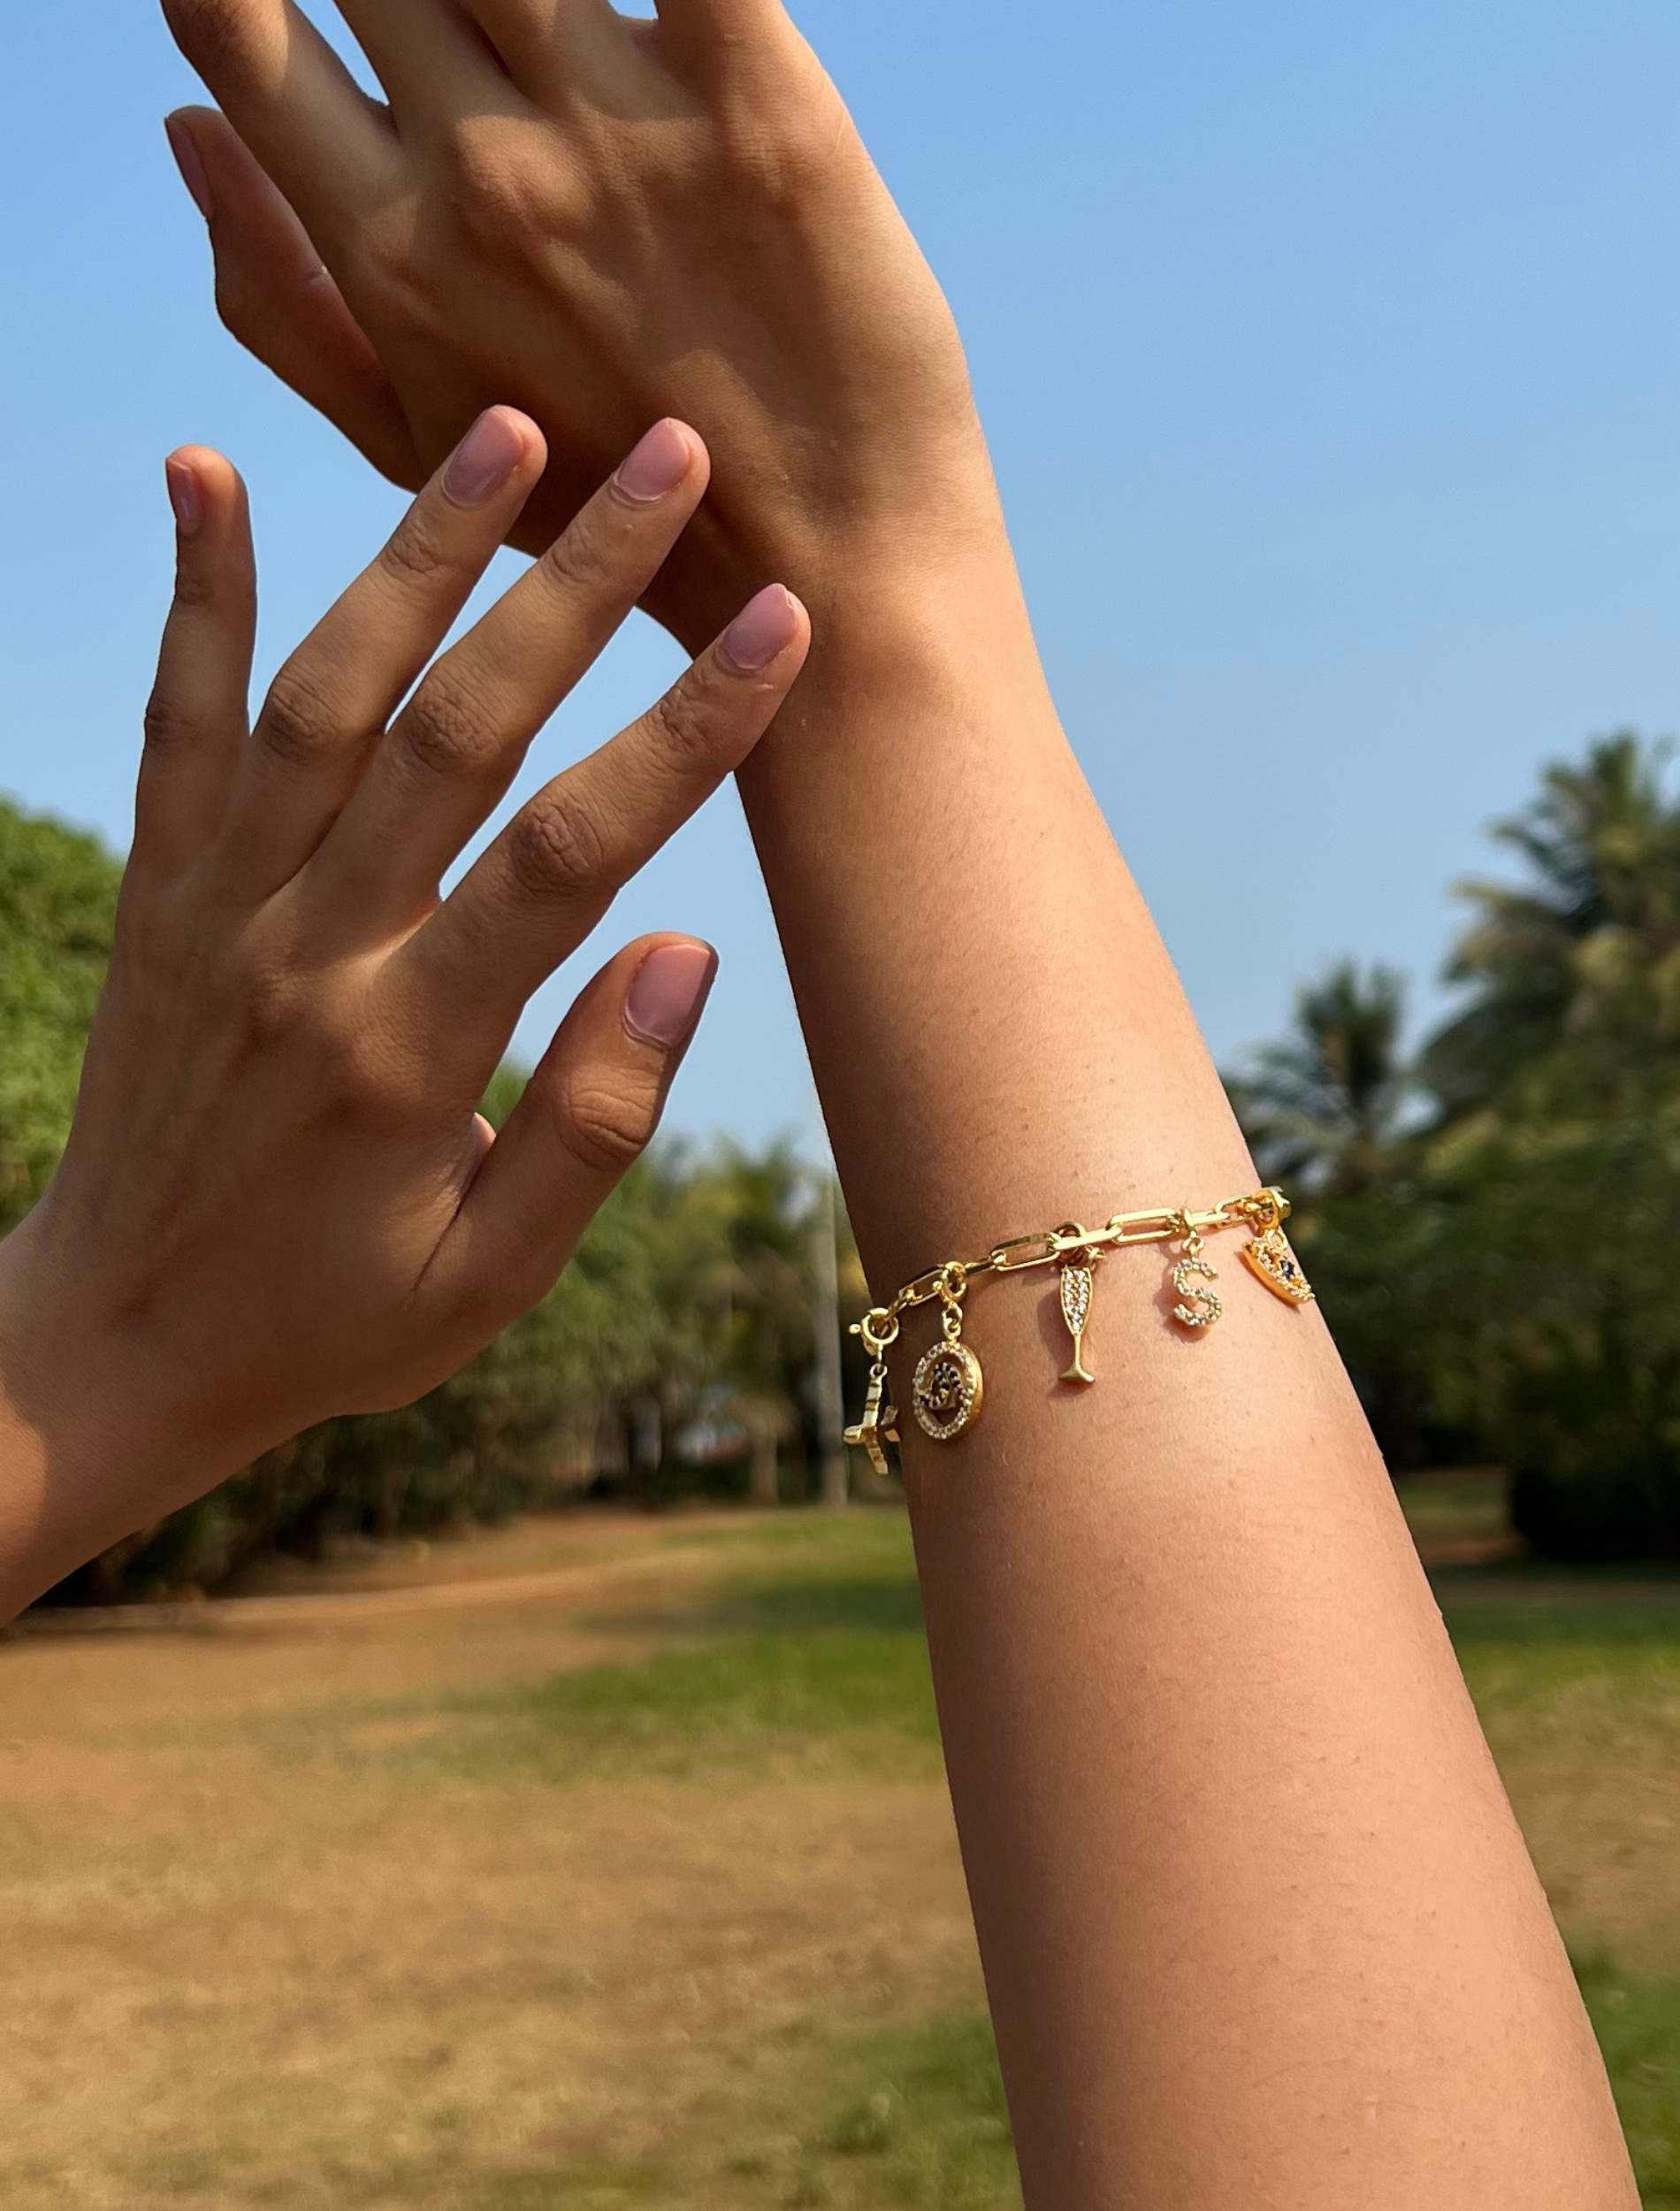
xmin=1240 ymin=1227 xmax=1316 ymax=1305
xmin=1171 ymin=1255 xmax=1223 ymax=1329
xmin=912 ymin=1341 xmax=984 ymax=1441
xmin=1059 ymin=1261 xmax=1096 ymax=1385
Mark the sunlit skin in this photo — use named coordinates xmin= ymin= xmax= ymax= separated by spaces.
xmin=0 ymin=0 xmax=1638 ymax=2202
xmin=0 ymin=407 xmax=808 ymax=1611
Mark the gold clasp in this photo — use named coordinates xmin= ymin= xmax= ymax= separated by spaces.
xmin=851 ymin=1307 xmax=900 ymax=1358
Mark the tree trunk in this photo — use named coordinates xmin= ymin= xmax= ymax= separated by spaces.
xmin=749 ymin=1422 xmax=781 ymax=1506
xmin=811 ymin=1172 xmax=850 ymax=1509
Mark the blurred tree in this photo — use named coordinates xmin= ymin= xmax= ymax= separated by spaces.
xmin=1424 ymin=732 xmax=1680 ymax=1114
xmin=0 ymin=798 xmax=120 ymax=1231
xmin=1229 ymin=960 xmax=1410 ymax=1196
xmin=1296 ymin=734 xmax=1680 ymax=1547
xmin=708 ymin=1143 xmax=818 ymax=1501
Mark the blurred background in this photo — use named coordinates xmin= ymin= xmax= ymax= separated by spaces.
xmin=4 ymin=3 xmax=1680 ymax=2207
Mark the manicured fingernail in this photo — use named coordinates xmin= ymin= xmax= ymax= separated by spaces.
xmin=614 ymin=419 xmax=693 ymax=505
xmin=625 ymin=942 xmax=718 ymax=1049
xmin=443 ymin=409 xmax=529 ymax=506
xmin=165 ymin=117 xmax=213 ymax=219
xmin=165 ymin=457 xmax=202 ymax=537
xmin=718 ymin=585 xmax=798 ymax=673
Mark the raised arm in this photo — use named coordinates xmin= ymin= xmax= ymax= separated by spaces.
xmin=158 ymin=8 xmax=1636 ymax=2204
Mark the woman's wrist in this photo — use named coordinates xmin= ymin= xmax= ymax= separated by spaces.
xmin=652 ymin=430 xmax=1012 ymax=659
xmin=0 ymin=1221 xmax=189 ymax=1613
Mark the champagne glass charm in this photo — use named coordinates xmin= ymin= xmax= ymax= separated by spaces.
xmin=1058 ymin=1226 xmax=1098 ymax=1384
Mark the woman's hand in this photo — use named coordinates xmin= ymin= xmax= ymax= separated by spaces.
xmin=0 ymin=409 xmax=808 ymax=1615
xmin=159 ymin=0 xmax=991 ymax=647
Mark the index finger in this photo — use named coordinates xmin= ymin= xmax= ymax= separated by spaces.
xmin=161 ymin=0 xmax=402 ymax=237
xmin=393 ymin=584 xmax=810 ymax=1053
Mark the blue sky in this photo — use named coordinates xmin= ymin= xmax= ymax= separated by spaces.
xmin=5 ymin=3 xmax=1680 ymax=1147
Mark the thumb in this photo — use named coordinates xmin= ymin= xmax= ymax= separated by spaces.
xmin=426 ymin=937 xmax=720 ymax=1328
xmin=164 ymin=108 xmax=424 ymax=495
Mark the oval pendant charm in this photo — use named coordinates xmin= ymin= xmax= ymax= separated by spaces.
xmin=913 ymin=1340 xmax=985 ymax=1441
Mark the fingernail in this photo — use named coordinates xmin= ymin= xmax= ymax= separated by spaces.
xmin=165 ymin=117 xmax=213 ymax=219
xmin=625 ymin=942 xmax=718 ymax=1049
xmin=614 ymin=419 xmax=693 ymax=505
xmin=165 ymin=457 xmax=202 ymax=537
xmin=443 ymin=409 xmax=529 ymax=506
xmin=718 ymin=585 xmax=798 ymax=673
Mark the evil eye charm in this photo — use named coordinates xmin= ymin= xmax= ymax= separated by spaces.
xmin=912 ymin=1341 xmax=984 ymax=1441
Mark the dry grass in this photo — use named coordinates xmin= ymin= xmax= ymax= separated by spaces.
xmin=2 ymin=1496 xmax=1677 ymax=2206
xmin=0 ymin=1514 xmax=992 ymax=2210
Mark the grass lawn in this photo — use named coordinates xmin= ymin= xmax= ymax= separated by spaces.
xmin=2 ymin=1500 xmax=1677 ymax=2205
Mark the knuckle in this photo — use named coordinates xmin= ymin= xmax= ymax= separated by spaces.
xmin=535 ymin=503 xmax=617 ymax=604
xmin=504 ymin=792 xmax=610 ymax=905
xmin=318 ymin=1032 xmax=414 ymax=1132
xmin=231 ymin=946 xmax=303 ymax=1055
xmin=141 ymin=689 xmax=200 ymax=761
xmin=213 ymin=262 xmax=264 ymax=352
xmin=161 ymin=0 xmax=249 ymax=75
xmin=554 ymin=1071 xmax=660 ymax=1178
xmin=645 ymin=667 xmax=728 ymax=763
xmin=714 ymin=103 xmax=831 ymax=214
xmin=377 ymin=508 xmax=455 ymax=592
xmin=443 ymin=119 xmax=589 ymax=256
xmin=399 ymin=668 xmax=502 ymax=782
xmin=259 ymin=663 xmax=344 ymax=769
xmin=166 ymin=551 xmax=218 ymax=616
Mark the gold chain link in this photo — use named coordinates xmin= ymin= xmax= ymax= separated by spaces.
xmin=857 ymin=1189 xmax=1287 ymax=1353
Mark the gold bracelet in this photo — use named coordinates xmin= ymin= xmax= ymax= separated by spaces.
xmin=844 ymin=1188 xmax=1312 ymax=1478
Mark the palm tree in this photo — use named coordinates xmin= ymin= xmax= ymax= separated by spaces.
xmin=1230 ymin=960 xmax=1410 ymax=1197
xmin=1423 ymin=733 xmax=1680 ymax=1115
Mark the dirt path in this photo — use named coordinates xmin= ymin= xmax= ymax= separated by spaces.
xmin=0 ymin=1511 xmax=984 ymax=2211
xmin=11 ymin=1541 xmax=722 ymax=1636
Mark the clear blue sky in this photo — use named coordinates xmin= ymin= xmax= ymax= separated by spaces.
xmin=5 ymin=2 xmax=1680 ymax=1145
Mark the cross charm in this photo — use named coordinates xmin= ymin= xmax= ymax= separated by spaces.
xmin=844 ymin=1366 xmax=900 ymax=1481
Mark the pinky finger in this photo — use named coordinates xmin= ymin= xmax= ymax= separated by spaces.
xmin=135 ymin=448 xmax=256 ymax=876
xmin=424 ymin=936 xmax=719 ymax=1327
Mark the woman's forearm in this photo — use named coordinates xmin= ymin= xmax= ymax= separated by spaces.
xmin=740 ymin=523 xmax=1635 ymax=2208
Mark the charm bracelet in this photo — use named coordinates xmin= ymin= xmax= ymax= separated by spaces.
xmin=844 ymin=1188 xmax=1313 ymax=1480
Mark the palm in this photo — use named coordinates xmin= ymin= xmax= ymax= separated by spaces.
xmin=1230 ymin=961 xmax=1409 ymax=1197
xmin=1424 ymin=733 xmax=1680 ymax=1114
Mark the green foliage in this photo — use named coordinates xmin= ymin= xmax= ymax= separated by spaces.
xmin=1423 ymin=734 xmax=1680 ymax=1114
xmin=60 ymin=1143 xmax=866 ymax=1600
xmin=0 ymin=796 xmax=121 ymax=1231
xmin=0 ymin=792 xmax=864 ymax=1600
xmin=1234 ymin=734 xmax=1680 ymax=1550
xmin=1228 ymin=959 xmax=1411 ymax=1197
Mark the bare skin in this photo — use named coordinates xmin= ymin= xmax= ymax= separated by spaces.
xmin=0 ymin=407 xmax=809 ymax=1607
xmin=1 ymin=0 xmax=1638 ymax=2202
